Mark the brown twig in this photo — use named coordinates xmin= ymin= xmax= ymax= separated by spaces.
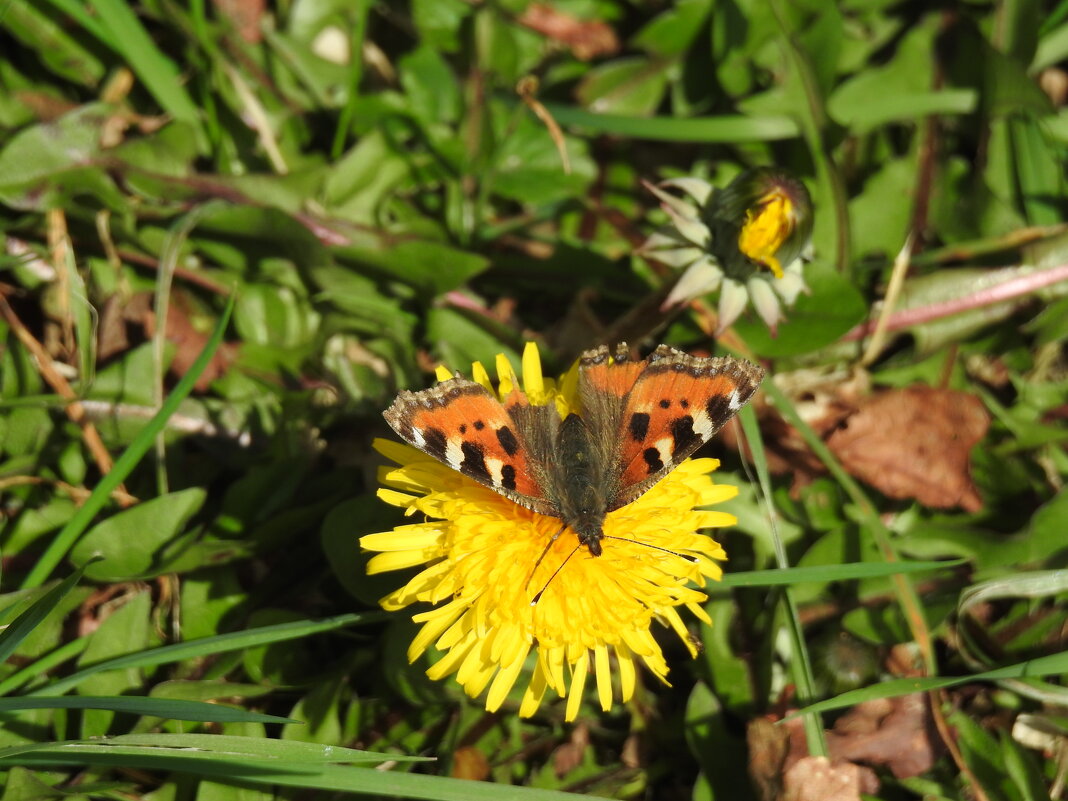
xmin=0 ymin=475 xmax=137 ymax=507
xmin=0 ymin=290 xmax=135 ymax=508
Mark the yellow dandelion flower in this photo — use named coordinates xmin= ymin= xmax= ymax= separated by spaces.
xmin=362 ymin=344 xmax=740 ymax=721
xmin=738 ymin=189 xmax=795 ymax=279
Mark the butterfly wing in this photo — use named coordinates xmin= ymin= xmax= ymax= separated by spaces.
xmin=383 ymin=377 xmax=558 ymax=516
xmin=580 ymin=344 xmax=765 ymax=512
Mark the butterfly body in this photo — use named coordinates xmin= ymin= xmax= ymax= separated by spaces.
xmin=383 ymin=344 xmax=764 ymax=555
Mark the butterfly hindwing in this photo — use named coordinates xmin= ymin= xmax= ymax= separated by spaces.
xmin=383 ymin=378 xmax=557 ymax=516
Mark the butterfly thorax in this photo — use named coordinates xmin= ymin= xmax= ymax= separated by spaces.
xmin=553 ymin=413 xmax=613 ymax=557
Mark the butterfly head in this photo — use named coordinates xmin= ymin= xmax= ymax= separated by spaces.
xmin=571 ymin=512 xmax=605 ymax=557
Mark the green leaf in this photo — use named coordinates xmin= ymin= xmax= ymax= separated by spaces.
xmin=70 ymin=488 xmax=207 ymax=581
xmin=337 ymin=241 xmax=489 ymax=297
xmin=575 ymin=57 xmax=675 ymax=117
xmin=731 ymin=263 xmax=867 ymax=357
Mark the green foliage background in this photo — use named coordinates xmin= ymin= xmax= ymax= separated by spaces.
xmin=0 ymin=1 xmax=1067 ymax=799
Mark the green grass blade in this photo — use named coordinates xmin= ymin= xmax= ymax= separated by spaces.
xmin=718 ymin=559 xmax=965 ymax=587
xmin=0 ymin=733 xmax=425 ymax=763
xmin=28 ymin=612 xmax=380 ymax=697
xmin=792 ymin=651 xmax=1068 ymax=717
xmin=86 ymin=0 xmax=207 ymax=148
xmin=0 ymin=696 xmax=296 ymax=724
xmin=739 ymin=404 xmax=826 ymax=756
xmin=542 ymin=103 xmax=800 ymax=142
xmin=0 ymin=636 xmax=89 ymax=697
xmin=0 ymin=749 xmax=583 ymax=800
xmin=20 ymin=295 xmax=234 ymax=590
xmin=38 ymin=0 xmax=108 ymax=40
xmin=0 ymin=561 xmax=93 ymax=668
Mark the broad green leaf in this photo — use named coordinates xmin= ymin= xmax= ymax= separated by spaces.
xmin=70 ymin=488 xmax=207 ymax=581
xmin=575 ymin=57 xmax=674 ymax=117
xmin=337 ymin=241 xmax=489 ymax=297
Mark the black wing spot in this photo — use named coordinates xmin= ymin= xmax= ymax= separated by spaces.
xmin=422 ymin=428 xmax=448 ymax=461
xmin=500 ymin=463 xmax=517 ymax=490
xmin=459 ymin=424 xmax=467 ymax=434
xmin=670 ymin=415 xmax=700 ymax=457
xmin=496 ymin=425 xmax=520 ymax=456
xmin=705 ymin=395 xmax=730 ymax=423
xmin=629 ymin=412 xmax=650 ymax=442
xmin=460 ymin=441 xmax=491 ymax=481
xmin=659 ymin=399 xmax=671 ymax=409
xmin=473 ymin=420 xmax=485 ymax=430
xmin=680 ymin=399 xmax=690 ymax=409
xmin=643 ymin=447 xmax=664 ymax=473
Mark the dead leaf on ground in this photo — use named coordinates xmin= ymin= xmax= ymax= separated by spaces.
xmin=826 ymin=694 xmax=940 ymax=779
xmin=783 ymin=756 xmax=879 ymax=801
xmin=450 ymin=745 xmax=490 ymax=781
xmin=779 ymin=693 xmax=940 ymax=787
xmin=213 ymin=0 xmax=265 ymax=43
xmin=825 ymin=386 xmax=989 ymax=511
xmin=747 ymin=717 xmax=791 ymax=801
xmin=518 ymin=4 xmax=620 ymax=60
xmin=144 ymin=291 xmax=239 ymax=392
xmin=552 ymin=721 xmax=590 ymax=777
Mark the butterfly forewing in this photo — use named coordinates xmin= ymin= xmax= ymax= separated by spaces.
xmin=383 ymin=378 xmax=556 ymax=515
xmin=604 ymin=346 xmax=765 ymax=510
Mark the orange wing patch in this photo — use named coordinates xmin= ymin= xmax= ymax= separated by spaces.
xmin=384 ymin=380 xmax=542 ymax=498
xmin=581 ymin=359 xmax=644 ymax=397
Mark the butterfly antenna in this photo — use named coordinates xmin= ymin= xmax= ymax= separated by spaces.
xmin=600 ymin=535 xmax=699 ymax=563
xmin=524 ymin=522 xmax=568 ymax=592
xmin=530 ymin=543 xmax=581 ymax=607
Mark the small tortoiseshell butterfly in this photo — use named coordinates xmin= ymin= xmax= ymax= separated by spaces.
xmin=383 ymin=343 xmax=764 ymax=557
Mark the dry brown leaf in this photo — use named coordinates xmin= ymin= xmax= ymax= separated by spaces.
xmin=826 ymin=694 xmax=940 ymax=779
xmin=518 ymin=4 xmax=620 ymax=60
xmin=213 ymin=0 xmax=264 ymax=43
xmin=825 ymin=386 xmax=988 ymax=511
xmin=144 ymin=292 xmax=239 ymax=391
xmin=747 ymin=717 xmax=791 ymax=801
xmin=449 ymin=746 xmax=490 ymax=781
xmin=552 ymin=722 xmax=590 ymax=777
xmin=783 ymin=756 xmax=879 ymax=801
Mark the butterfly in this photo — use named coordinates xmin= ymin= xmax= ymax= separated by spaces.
xmin=383 ymin=343 xmax=764 ymax=557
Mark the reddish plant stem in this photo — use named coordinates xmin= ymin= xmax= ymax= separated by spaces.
xmin=842 ymin=262 xmax=1068 ymax=342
